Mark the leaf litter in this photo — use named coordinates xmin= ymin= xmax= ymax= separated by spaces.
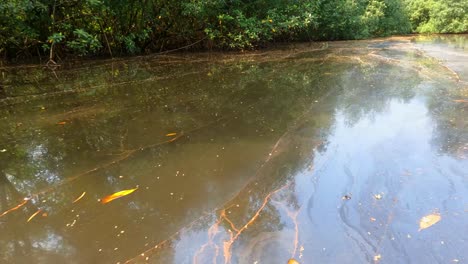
xmin=101 ymin=187 xmax=138 ymax=204
xmin=419 ymin=213 xmax=441 ymax=231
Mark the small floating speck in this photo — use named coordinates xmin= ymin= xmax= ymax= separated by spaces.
xmin=374 ymin=254 xmax=381 ymax=262
xmin=342 ymin=194 xmax=352 ymax=200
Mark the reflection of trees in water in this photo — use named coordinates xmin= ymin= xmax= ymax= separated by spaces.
xmin=1 ymin=37 xmax=465 ymax=262
xmin=144 ymin=101 xmax=337 ymax=263
xmin=334 ymin=53 xmax=419 ymax=126
xmin=0 ymin=55 xmax=339 ymax=262
xmin=332 ymin=43 xmax=466 ymax=159
xmin=426 ymin=81 xmax=468 ymax=157
xmin=0 ymin=171 xmax=78 ymax=263
xmin=0 ymin=50 xmax=345 ymax=190
xmin=416 ymin=35 xmax=467 ymax=50
xmin=184 ymin=43 xmax=467 ymax=263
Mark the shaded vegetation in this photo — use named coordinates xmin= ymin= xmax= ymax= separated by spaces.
xmin=0 ymin=0 xmax=466 ymax=60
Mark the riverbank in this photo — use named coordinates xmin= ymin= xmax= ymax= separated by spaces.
xmin=1 ymin=0 xmax=466 ymax=62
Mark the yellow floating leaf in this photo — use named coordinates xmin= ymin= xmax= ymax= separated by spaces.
xmin=288 ymin=259 xmax=300 ymax=264
xmin=72 ymin=191 xmax=86 ymax=203
xmin=57 ymin=121 xmax=67 ymax=125
xmin=166 ymin=133 xmax=177 ymax=137
xmin=418 ymin=213 xmax=441 ymax=231
xmin=101 ymin=188 xmax=138 ymax=204
xmin=27 ymin=209 xmax=42 ymax=222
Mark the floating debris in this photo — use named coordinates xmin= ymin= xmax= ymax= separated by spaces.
xmin=419 ymin=213 xmax=441 ymax=231
xmin=0 ymin=198 xmax=30 ymax=217
xmin=374 ymin=193 xmax=383 ymax=200
xmin=101 ymin=187 xmax=138 ymax=204
xmin=72 ymin=192 xmax=86 ymax=203
xmin=342 ymin=194 xmax=352 ymax=200
xmin=27 ymin=209 xmax=43 ymax=222
xmin=374 ymin=254 xmax=382 ymax=262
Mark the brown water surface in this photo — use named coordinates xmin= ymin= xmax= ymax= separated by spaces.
xmin=0 ymin=35 xmax=467 ymax=264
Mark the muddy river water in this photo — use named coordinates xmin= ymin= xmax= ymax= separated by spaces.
xmin=0 ymin=35 xmax=467 ymax=264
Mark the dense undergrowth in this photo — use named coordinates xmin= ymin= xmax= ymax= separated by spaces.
xmin=0 ymin=0 xmax=466 ymax=60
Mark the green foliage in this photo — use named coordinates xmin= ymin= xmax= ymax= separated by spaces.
xmin=0 ymin=0 xmax=463 ymax=59
xmin=405 ymin=0 xmax=468 ymax=33
xmin=67 ymin=29 xmax=102 ymax=55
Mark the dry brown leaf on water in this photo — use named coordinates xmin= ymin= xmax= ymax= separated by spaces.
xmin=101 ymin=187 xmax=138 ymax=204
xmin=27 ymin=209 xmax=42 ymax=222
xmin=57 ymin=121 xmax=67 ymax=125
xmin=166 ymin=133 xmax=177 ymax=137
xmin=72 ymin=192 xmax=86 ymax=203
xmin=288 ymin=259 xmax=300 ymax=264
xmin=418 ymin=213 xmax=441 ymax=231
xmin=452 ymin=99 xmax=468 ymax=103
